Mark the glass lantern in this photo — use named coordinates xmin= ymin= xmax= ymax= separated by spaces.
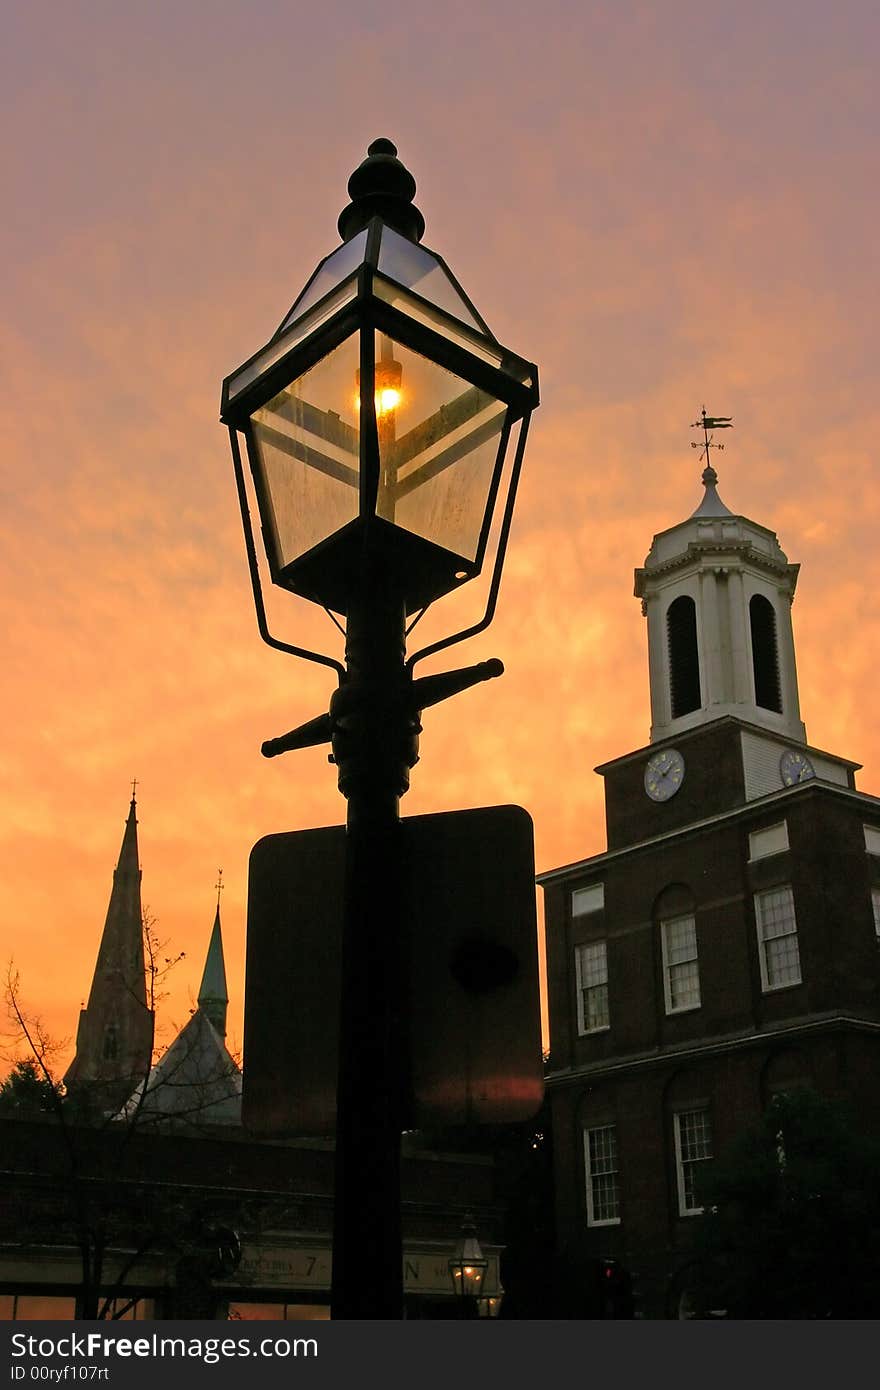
xmin=448 ymin=1214 xmax=488 ymax=1302
xmin=222 ymin=197 xmax=538 ymax=618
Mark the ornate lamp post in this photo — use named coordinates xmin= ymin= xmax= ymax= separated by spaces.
xmin=221 ymin=140 xmax=538 ymax=1320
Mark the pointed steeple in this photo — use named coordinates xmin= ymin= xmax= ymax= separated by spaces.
xmin=64 ymin=791 xmax=154 ymax=1103
xmin=197 ymin=887 xmax=229 ymax=1039
xmin=116 ymin=878 xmax=239 ymax=1129
xmin=91 ymin=796 xmax=147 ymax=1006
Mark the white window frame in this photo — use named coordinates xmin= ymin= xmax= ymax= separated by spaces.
xmin=572 ymin=883 xmax=604 ymax=917
xmin=754 ymin=884 xmax=802 ymax=991
xmin=661 ymin=913 xmax=701 ymax=1014
xmin=583 ymin=1123 xmax=621 ymax=1226
xmin=748 ymin=821 xmax=789 ymax=862
xmin=871 ymin=886 xmax=880 ymax=942
xmin=575 ymin=940 xmax=609 ymax=1034
xmin=864 ymin=825 xmax=880 ymax=856
xmin=673 ymin=1108 xmax=713 ymax=1216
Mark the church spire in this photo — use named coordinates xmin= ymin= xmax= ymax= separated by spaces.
xmin=64 ymin=790 xmax=154 ymax=1103
xmin=197 ymin=874 xmax=229 ymax=1038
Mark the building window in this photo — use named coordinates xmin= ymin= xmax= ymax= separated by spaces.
xmin=673 ymin=1109 xmax=713 ymax=1215
xmin=872 ymin=887 xmax=880 ymax=941
xmin=229 ymin=1303 xmax=330 ymax=1321
xmin=584 ymin=1124 xmax=620 ymax=1225
xmin=748 ymin=820 xmax=789 ymax=861
xmin=102 ymin=1023 xmax=118 ymax=1061
xmin=667 ymin=595 xmax=701 ymax=718
xmin=97 ymin=1298 xmax=154 ymax=1320
xmin=572 ymin=882 xmax=604 ymax=917
xmin=755 ymin=885 xmax=802 ymax=990
xmin=575 ymin=941 xmax=609 ymax=1034
xmin=864 ymin=824 xmax=880 ymax=856
xmin=749 ymin=594 xmax=782 ymax=713
xmin=661 ymin=914 xmax=701 ymax=1013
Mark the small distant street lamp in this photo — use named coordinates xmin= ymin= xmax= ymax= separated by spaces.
xmin=448 ymin=1213 xmax=489 ymax=1317
xmin=221 ymin=140 xmax=538 ymax=1319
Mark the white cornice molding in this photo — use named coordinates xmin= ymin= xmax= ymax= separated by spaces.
xmin=635 ymin=541 xmax=795 ymax=590
xmin=545 ymin=1013 xmax=880 ymax=1088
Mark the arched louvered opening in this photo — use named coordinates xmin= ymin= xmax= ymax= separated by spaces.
xmin=667 ymin=596 xmax=701 ymax=718
xmin=750 ymin=594 xmax=782 ymax=712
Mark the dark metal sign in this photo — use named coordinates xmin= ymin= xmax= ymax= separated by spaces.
xmin=243 ymin=804 xmax=543 ymax=1134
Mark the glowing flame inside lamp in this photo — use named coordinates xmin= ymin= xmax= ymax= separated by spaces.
xmin=353 ymin=385 xmax=402 ymax=415
xmin=357 ymin=339 xmax=404 ymax=526
xmin=355 ymin=338 xmax=403 ymax=419
xmin=377 ymin=386 xmax=401 ymax=415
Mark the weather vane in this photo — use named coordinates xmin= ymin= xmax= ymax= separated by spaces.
xmin=691 ymin=406 xmax=732 ymax=471
xmin=215 ymin=868 xmax=224 ymax=908
xmin=130 ymin=776 xmax=138 ymax=801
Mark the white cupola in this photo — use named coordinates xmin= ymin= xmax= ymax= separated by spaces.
xmin=634 ymin=460 xmax=806 ymax=745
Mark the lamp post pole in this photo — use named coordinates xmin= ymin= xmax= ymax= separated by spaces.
xmin=328 ymin=578 xmax=511 ymax=1316
xmin=329 ymin=572 xmax=414 ymax=1318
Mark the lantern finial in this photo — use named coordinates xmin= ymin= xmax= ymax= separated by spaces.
xmin=338 ymin=138 xmax=425 ymax=244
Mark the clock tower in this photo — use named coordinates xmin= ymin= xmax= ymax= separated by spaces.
xmin=539 ymin=442 xmax=880 ymax=1318
xmin=635 ymin=460 xmax=805 ymax=746
xmin=598 ymin=460 xmax=859 ymax=853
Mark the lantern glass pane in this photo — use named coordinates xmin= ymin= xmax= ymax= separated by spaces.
xmin=374 ymin=333 xmax=506 ymax=562
xmin=228 ymin=279 xmax=359 ymax=406
xmin=378 ymin=226 xmax=484 ymax=331
xmin=373 ymin=275 xmax=504 ymax=370
xmin=278 ymin=229 xmax=369 ymax=333
xmin=250 ymin=335 xmax=360 ymax=567
xmin=449 ymin=1256 xmax=487 ymax=1299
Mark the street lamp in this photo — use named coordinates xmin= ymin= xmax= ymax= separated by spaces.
xmin=221 ymin=139 xmax=538 ymax=1321
xmin=448 ymin=1213 xmax=489 ymax=1317
xmin=222 ymin=137 xmax=536 ymax=626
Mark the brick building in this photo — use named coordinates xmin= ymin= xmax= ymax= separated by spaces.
xmin=0 ymin=1116 xmax=503 ymax=1319
xmin=539 ymin=455 xmax=880 ymax=1317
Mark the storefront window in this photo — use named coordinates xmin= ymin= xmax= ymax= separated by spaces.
xmin=229 ymin=1302 xmax=329 ymax=1321
xmin=0 ymin=1295 xmax=77 ymax=1320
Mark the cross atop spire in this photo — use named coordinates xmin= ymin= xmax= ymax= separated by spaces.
xmin=130 ymin=776 xmax=138 ymax=803
xmin=215 ymin=868 xmax=224 ymax=909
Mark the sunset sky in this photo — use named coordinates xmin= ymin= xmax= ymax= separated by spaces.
xmin=2 ymin=0 xmax=878 ymax=1072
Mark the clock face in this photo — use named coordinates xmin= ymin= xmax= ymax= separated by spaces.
xmin=644 ymin=748 xmax=685 ymax=801
xmin=780 ymin=748 xmax=815 ymax=786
